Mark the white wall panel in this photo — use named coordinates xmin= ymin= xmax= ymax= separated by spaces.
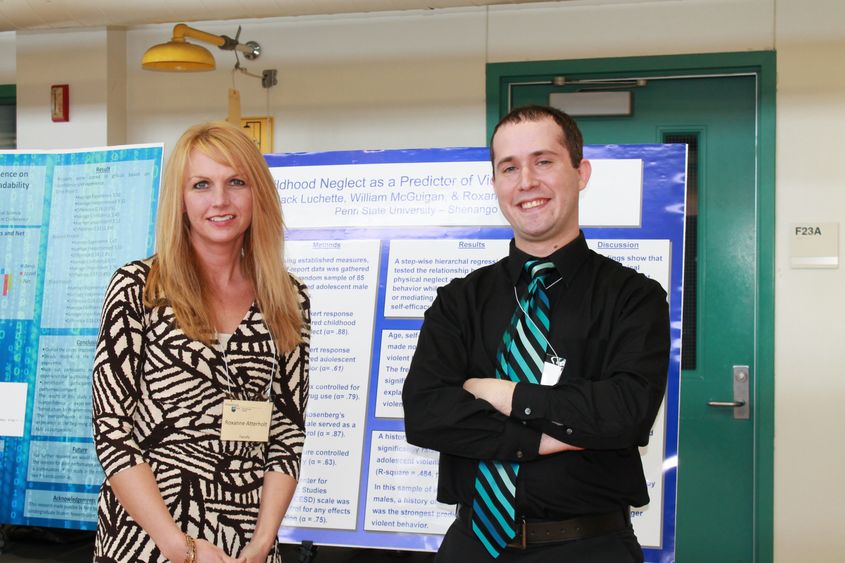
xmin=774 ymin=0 xmax=845 ymax=560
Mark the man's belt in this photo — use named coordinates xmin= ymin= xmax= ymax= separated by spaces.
xmin=457 ymin=504 xmax=631 ymax=549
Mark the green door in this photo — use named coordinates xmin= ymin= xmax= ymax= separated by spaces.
xmin=0 ymin=85 xmax=15 ymax=149
xmin=488 ymin=53 xmax=775 ymax=562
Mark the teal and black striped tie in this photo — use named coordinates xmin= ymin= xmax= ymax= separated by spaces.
xmin=471 ymin=259 xmax=555 ymax=558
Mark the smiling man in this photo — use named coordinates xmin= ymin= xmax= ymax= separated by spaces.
xmin=403 ymin=105 xmax=670 ymax=562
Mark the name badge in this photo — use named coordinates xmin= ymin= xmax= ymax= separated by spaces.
xmin=220 ymin=399 xmax=272 ymax=442
xmin=540 ymin=355 xmax=566 ymax=386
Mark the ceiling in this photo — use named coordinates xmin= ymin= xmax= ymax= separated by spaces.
xmin=0 ymin=0 xmax=580 ymax=32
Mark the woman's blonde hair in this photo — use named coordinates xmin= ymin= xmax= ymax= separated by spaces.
xmin=144 ymin=121 xmax=302 ymax=351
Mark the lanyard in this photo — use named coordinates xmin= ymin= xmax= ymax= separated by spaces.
xmin=219 ymin=329 xmax=278 ymax=401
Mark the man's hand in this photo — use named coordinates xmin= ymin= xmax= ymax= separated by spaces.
xmin=463 ymin=378 xmax=516 ymax=416
xmin=463 ymin=379 xmax=585 ymax=456
xmin=539 ymin=433 xmax=584 ymax=455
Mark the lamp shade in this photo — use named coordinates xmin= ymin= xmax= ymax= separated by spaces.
xmin=141 ymin=40 xmax=216 ymax=71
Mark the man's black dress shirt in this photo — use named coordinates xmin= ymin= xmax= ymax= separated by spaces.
xmin=402 ymin=233 xmax=670 ymax=520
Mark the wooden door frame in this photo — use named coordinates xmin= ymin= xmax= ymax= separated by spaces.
xmin=486 ymin=51 xmax=775 ymax=562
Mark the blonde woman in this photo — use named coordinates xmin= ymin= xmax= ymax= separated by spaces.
xmin=92 ymin=122 xmax=309 ymax=563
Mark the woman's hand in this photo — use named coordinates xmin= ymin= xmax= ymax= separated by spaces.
xmin=194 ymin=537 xmax=246 ymax=563
xmin=238 ymin=472 xmax=297 ymax=563
xmin=237 ymin=539 xmax=274 ymax=563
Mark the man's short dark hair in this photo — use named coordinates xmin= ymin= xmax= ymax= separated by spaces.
xmin=490 ymin=105 xmax=584 ymax=168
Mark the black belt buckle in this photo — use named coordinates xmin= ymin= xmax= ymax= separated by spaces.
xmin=507 ymin=517 xmax=527 ymax=550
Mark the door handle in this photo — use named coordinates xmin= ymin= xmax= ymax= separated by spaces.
xmin=706 ymin=365 xmax=750 ymax=419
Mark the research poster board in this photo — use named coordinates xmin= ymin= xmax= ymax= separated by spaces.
xmin=0 ymin=145 xmax=162 ymax=528
xmin=269 ymin=145 xmax=685 ymax=562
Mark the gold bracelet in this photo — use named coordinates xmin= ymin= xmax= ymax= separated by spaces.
xmin=183 ymin=534 xmax=196 ymax=563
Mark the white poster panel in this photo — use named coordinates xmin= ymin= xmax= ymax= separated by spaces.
xmin=284 ymin=239 xmax=380 ymax=530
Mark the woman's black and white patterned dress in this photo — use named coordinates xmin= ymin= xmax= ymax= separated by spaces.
xmin=91 ymin=259 xmax=309 ymax=562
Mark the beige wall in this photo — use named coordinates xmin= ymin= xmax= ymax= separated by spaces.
xmin=7 ymin=0 xmax=845 ymax=560
xmin=16 ymin=28 xmax=112 ymax=148
xmin=121 ymin=0 xmax=775 ymax=153
xmin=774 ymin=1 xmax=845 ymax=561
xmin=0 ymin=31 xmax=15 ymax=83
xmin=125 ymin=10 xmax=488 ymax=153
xmin=486 ymin=0 xmax=773 ymax=61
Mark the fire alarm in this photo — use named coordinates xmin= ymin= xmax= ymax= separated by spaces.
xmin=51 ymin=84 xmax=69 ymax=122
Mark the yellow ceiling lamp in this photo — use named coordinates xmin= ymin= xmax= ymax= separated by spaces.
xmin=141 ymin=23 xmax=261 ymax=72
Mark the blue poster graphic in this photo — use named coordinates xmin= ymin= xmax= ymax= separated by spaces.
xmin=0 ymin=145 xmax=162 ymax=528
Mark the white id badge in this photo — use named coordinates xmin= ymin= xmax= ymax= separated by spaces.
xmin=540 ymin=355 xmax=566 ymax=386
xmin=220 ymin=399 xmax=272 ymax=442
